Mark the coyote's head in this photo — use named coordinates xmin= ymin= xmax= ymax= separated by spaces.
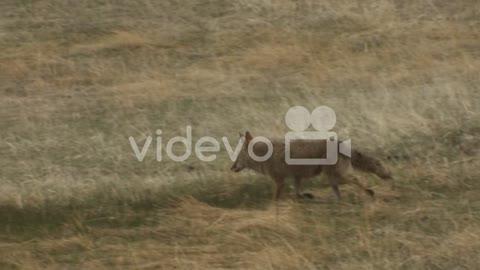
xmin=230 ymin=131 xmax=252 ymax=172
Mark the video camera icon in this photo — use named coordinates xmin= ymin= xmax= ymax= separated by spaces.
xmin=285 ymin=106 xmax=351 ymax=165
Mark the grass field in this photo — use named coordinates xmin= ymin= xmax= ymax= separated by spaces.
xmin=1 ymin=0 xmax=480 ymax=269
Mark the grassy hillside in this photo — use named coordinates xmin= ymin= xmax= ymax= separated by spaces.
xmin=1 ymin=0 xmax=479 ymax=269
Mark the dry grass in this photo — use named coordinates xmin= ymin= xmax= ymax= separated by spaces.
xmin=1 ymin=0 xmax=480 ymax=269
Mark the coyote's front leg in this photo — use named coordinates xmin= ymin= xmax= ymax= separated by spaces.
xmin=273 ymin=176 xmax=285 ymax=201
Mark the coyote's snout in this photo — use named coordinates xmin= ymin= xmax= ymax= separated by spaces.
xmin=231 ymin=131 xmax=391 ymax=201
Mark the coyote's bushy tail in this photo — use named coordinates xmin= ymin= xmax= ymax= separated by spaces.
xmin=350 ymin=150 xmax=392 ymax=179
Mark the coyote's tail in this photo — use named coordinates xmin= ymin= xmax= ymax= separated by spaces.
xmin=350 ymin=150 xmax=392 ymax=179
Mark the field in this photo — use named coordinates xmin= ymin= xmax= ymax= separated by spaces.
xmin=1 ymin=0 xmax=480 ymax=269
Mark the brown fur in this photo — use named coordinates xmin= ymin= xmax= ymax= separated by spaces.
xmin=231 ymin=131 xmax=391 ymax=201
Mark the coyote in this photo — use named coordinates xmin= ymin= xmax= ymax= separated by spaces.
xmin=230 ymin=131 xmax=391 ymax=201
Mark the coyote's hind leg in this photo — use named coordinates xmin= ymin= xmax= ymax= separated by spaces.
xmin=331 ymin=184 xmax=341 ymax=202
xmin=329 ymin=173 xmax=374 ymax=200
xmin=326 ymin=175 xmax=342 ymax=202
xmin=344 ymin=174 xmax=375 ymax=198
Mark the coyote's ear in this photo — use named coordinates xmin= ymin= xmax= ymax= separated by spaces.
xmin=238 ymin=132 xmax=243 ymax=138
xmin=245 ymin=131 xmax=253 ymax=144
